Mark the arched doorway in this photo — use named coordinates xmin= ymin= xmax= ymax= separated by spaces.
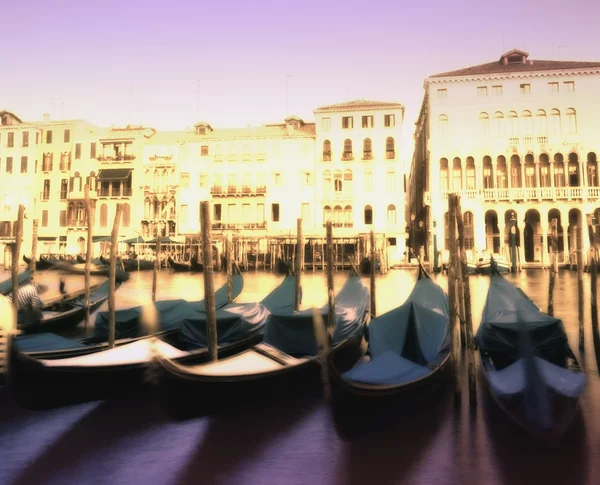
xmin=548 ymin=209 xmax=564 ymax=261
xmin=523 ymin=209 xmax=541 ymax=262
xmin=485 ymin=210 xmax=500 ymax=254
xmin=568 ymin=208 xmax=583 ymax=265
xmin=504 ymin=210 xmax=521 ymax=259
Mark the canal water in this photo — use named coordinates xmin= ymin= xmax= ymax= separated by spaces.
xmin=0 ymin=267 xmax=598 ymax=485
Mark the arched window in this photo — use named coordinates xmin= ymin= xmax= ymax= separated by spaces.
xmin=588 ymin=153 xmax=598 ymax=187
xmin=466 ymin=157 xmax=475 ymax=189
xmin=387 ymin=205 xmax=396 ymax=225
xmin=554 ymin=153 xmax=565 ymax=187
xmin=494 ymin=112 xmax=504 ymax=137
xmin=75 ymin=202 xmax=85 ymax=224
xmin=507 ymin=111 xmax=518 ymax=136
xmin=322 ymin=170 xmax=332 ymax=197
xmin=550 ymin=109 xmax=561 ymax=135
xmin=344 ymin=205 xmax=353 ymax=225
xmin=169 ymin=198 xmax=176 ymax=219
xmin=479 ymin=113 xmax=490 ymax=137
xmin=364 ymin=205 xmax=373 ymax=225
xmin=67 ymin=202 xmax=75 ymax=223
xmin=343 ymin=139 xmax=353 ymax=160
xmin=438 ymin=115 xmax=448 ymax=138
xmin=452 ymin=157 xmax=462 ymax=190
xmin=536 ymin=109 xmax=547 ymax=135
xmin=363 ymin=139 xmax=372 ymax=160
xmin=440 ymin=158 xmax=449 ymax=191
xmin=539 ymin=153 xmax=551 ymax=187
xmin=386 ymin=137 xmax=395 ymax=159
xmin=464 ymin=211 xmax=473 ymax=227
xmin=334 ymin=170 xmax=343 ymax=192
xmin=100 ymin=203 xmax=108 ymax=227
xmin=323 ymin=206 xmax=332 ymax=223
xmin=483 ymin=156 xmax=493 ymax=189
xmin=343 ymin=169 xmax=353 ymax=195
xmin=566 ymin=108 xmax=577 ymax=134
xmin=122 ymin=203 xmax=131 ymax=227
xmin=386 ymin=168 xmax=396 ymax=192
xmin=568 ymin=153 xmax=580 ymax=186
xmin=333 ymin=205 xmax=343 ymax=224
xmin=323 ymin=140 xmax=331 ymax=161
xmin=521 ymin=110 xmax=533 ymax=135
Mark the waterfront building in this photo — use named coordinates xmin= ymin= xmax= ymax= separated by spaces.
xmin=314 ymin=100 xmax=407 ymax=264
xmin=408 ymin=49 xmax=600 ymax=268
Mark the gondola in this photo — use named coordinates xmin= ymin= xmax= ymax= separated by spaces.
xmin=17 ymin=280 xmax=114 ymax=334
xmin=167 ymin=256 xmax=191 ymax=272
xmin=327 ymin=264 xmax=451 ymax=437
xmin=54 ymin=261 xmax=130 ymax=282
xmin=475 ymin=263 xmax=586 ymax=441
xmin=122 ymin=259 xmax=155 ymax=272
xmin=190 ymin=257 xmax=203 ymax=272
xmin=477 ymin=254 xmax=510 ymax=274
xmin=153 ymin=273 xmax=369 ymax=419
xmin=9 ymin=273 xmax=292 ymax=410
xmin=0 ymin=270 xmax=31 ymax=296
xmin=23 ymin=255 xmax=65 ymax=271
xmin=76 ymin=255 xmax=86 ymax=264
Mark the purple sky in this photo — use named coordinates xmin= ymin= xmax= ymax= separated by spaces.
xmin=2 ymin=0 xmax=599 ymax=137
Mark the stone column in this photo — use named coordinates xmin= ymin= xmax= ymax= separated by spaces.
xmin=560 ymin=208 xmax=571 ymax=265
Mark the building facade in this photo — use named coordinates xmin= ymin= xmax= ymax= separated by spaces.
xmin=408 ymin=49 xmax=600 ymax=267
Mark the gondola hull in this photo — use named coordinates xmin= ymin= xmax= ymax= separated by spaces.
xmin=123 ymin=259 xmax=155 ymax=272
xmin=155 ymin=331 xmax=365 ymax=420
xmin=23 ymin=255 xmax=63 ymax=271
xmin=167 ymin=257 xmax=191 ymax=272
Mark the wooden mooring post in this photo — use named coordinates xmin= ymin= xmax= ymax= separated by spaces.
xmin=295 ymin=218 xmax=303 ymax=311
xmin=30 ymin=218 xmax=38 ymax=278
xmin=152 ymin=234 xmax=162 ymax=303
xmin=326 ymin=222 xmax=335 ymax=330
xmin=447 ymin=195 xmax=461 ymax=405
xmin=227 ymin=235 xmax=233 ymax=303
xmin=576 ymin=225 xmax=584 ymax=351
xmin=201 ymin=201 xmax=218 ymax=361
xmin=588 ymin=216 xmax=600 ymax=371
xmin=11 ymin=205 xmax=25 ymax=316
xmin=108 ymin=204 xmax=123 ymax=349
xmin=548 ymin=219 xmax=557 ymax=318
xmin=84 ymin=185 xmax=94 ymax=328
xmin=369 ymin=230 xmax=376 ymax=319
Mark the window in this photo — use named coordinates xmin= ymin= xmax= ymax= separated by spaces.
xmin=477 ymin=86 xmax=488 ymax=97
xmin=60 ymin=179 xmax=68 ymax=199
xmin=271 ymin=203 xmax=280 ymax=222
xmin=550 ymin=109 xmax=561 ymax=135
xmin=507 ymin=111 xmax=518 ymax=136
xmin=364 ymin=169 xmax=372 ymax=192
xmin=384 ymin=114 xmax=395 ymax=127
xmin=256 ymin=172 xmax=266 ymax=190
xmin=521 ymin=110 xmax=533 ymax=135
xmin=520 ymin=84 xmax=531 ymax=94
xmin=243 ymin=143 xmax=252 ymax=161
xmin=483 ymin=157 xmax=493 ymax=189
xmin=494 ymin=112 xmax=504 ymax=137
xmin=334 ymin=170 xmax=343 ymax=192
xmin=343 ymin=169 xmax=353 ymax=194
xmin=180 ymin=204 xmax=188 ymax=223
xmin=214 ymin=144 xmax=223 ymax=162
xmin=90 ymin=143 xmax=96 ymax=159
xmin=322 ymin=117 xmax=331 ymax=131
xmin=199 ymin=173 xmax=208 ymax=188
xmin=386 ymin=169 xmax=396 ymax=192
xmin=201 ymin=145 xmax=209 ymax=156
xmin=536 ymin=110 xmax=547 ymax=135
xmin=387 ymin=205 xmax=396 ymax=225
xmin=242 ymin=172 xmax=251 ymax=190
xmin=386 ymin=137 xmax=395 ymax=159
xmin=75 ymin=143 xmax=81 ymax=159
xmin=46 ymin=130 xmax=52 ymax=144
xmin=323 ymin=206 xmax=332 ymax=223
xmin=100 ymin=204 xmax=108 ymax=227
xmin=122 ymin=203 xmax=130 ymax=227
xmin=342 ymin=139 xmax=353 ymax=160
xmin=6 ymin=157 xmax=13 ymax=173
xmin=492 ymin=85 xmax=503 ymax=96
xmin=479 ymin=113 xmax=490 ymax=137
xmin=549 ymin=82 xmax=559 ymax=93
xmin=566 ymin=108 xmax=577 ymax=134
xmin=213 ymin=204 xmax=222 ymax=221
xmin=272 ymin=172 xmax=282 ymax=185
xmin=362 ymin=116 xmax=374 ymax=128
xmin=7 ymin=132 xmax=14 ymax=147
xmin=257 ymin=203 xmax=265 ymax=221
xmin=564 ymin=81 xmax=575 ymax=92
xmin=43 ymin=180 xmax=50 ymax=200
xmin=363 ymin=139 xmax=372 ymax=160
xmin=438 ymin=114 xmax=449 ymax=138
xmin=41 ymin=210 xmax=48 ymax=227
xmin=181 ymin=172 xmax=190 ymax=188
xmin=437 ymin=89 xmax=447 ymax=99
xmin=64 ymin=129 xmax=71 ymax=143
xmin=22 ymin=131 xmax=28 ymax=147
xmin=364 ymin=206 xmax=373 ymax=225
xmin=322 ymin=140 xmax=331 ymax=161
xmin=20 ymin=156 xmax=27 ymax=173
xmin=342 ymin=117 xmax=353 ymax=129
xmin=228 ymin=173 xmax=237 ymax=191
xmin=440 ymin=158 xmax=448 ymax=191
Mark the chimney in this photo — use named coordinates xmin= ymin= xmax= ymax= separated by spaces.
xmin=42 ymin=113 xmax=51 ymax=122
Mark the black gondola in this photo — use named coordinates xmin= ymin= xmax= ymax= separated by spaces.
xmin=476 ymin=264 xmax=586 ymax=441
xmin=327 ymin=264 xmax=451 ymax=437
xmin=23 ymin=255 xmax=66 ymax=271
xmin=54 ymin=261 xmax=130 ymax=282
xmin=190 ymin=257 xmax=203 ymax=272
xmin=275 ymin=259 xmax=290 ymax=275
xmin=153 ymin=273 xmax=369 ymax=419
xmin=76 ymin=255 xmax=86 ymax=264
xmin=167 ymin=256 xmax=191 ymax=272
xmin=9 ymin=273 xmax=294 ymax=410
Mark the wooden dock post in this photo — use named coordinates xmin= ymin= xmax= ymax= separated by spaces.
xmin=227 ymin=235 xmax=233 ymax=303
xmin=29 ymin=218 xmax=38 ymax=278
xmin=548 ymin=219 xmax=557 ymax=318
xmin=588 ymin=215 xmax=600 ymax=370
xmin=447 ymin=195 xmax=461 ymax=404
xmin=108 ymin=204 xmax=122 ymax=349
xmin=84 ymin=185 xmax=94 ymax=328
xmin=326 ymin=222 xmax=335 ymax=330
xmin=11 ymin=205 xmax=25 ymax=317
xmin=201 ymin=201 xmax=218 ymax=361
xmin=295 ymin=218 xmax=303 ymax=311
xmin=370 ymin=230 xmax=377 ymax=319
xmin=455 ymin=195 xmax=476 ymax=408
xmin=575 ymin=225 xmax=584 ymax=351
xmin=152 ymin=233 xmax=162 ymax=303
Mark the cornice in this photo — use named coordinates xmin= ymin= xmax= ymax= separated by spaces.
xmin=427 ymin=68 xmax=600 ymax=84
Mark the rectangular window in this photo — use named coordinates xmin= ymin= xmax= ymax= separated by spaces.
xmin=20 ymin=156 xmax=27 ymax=173
xmin=199 ymin=173 xmax=208 ymax=188
xmin=7 ymin=132 xmax=14 ymax=147
xmin=181 ymin=172 xmax=190 ymax=188
xmin=242 ymin=203 xmax=251 ymax=221
xmin=6 ymin=157 xmax=13 ymax=173
xmin=41 ymin=210 xmax=48 ymax=227
xmin=75 ymin=143 xmax=81 ymax=159
xmin=60 ymin=179 xmax=68 ymax=199
xmin=437 ymin=89 xmax=447 ymax=99
xmin=271 ymin=203 xmax=280 ymax=222
xmin=180 ymin=204 xmax=188 ymax=223
xmin=361 ymin=115 xmax=374 ymax=128
xmin=548 ymin=82 xmax=559 ymax=93
xmin=90 ymin=143 xmax=96 ymax=159
xmin=43 ymin=180 xmax=51 ymax=200
xmin=384 ymin=114 xmax=395 ymax=127
xmin=466 ymin=168 xmax=475 ymax=189
xmin=492 ymin=85 xmax=503 ymax=96
xmin=322 ymin=117 xmax=331 ymax=131
xmin=520 ymin=83 xmax=531 ymax=94
xmin=342 ymin=116 xmax=353 ymax=129
xmin=213 ymin=203 xmax=222 ymax=221
xmin=201 ymin=145 xmax=209 ymax=156
xmin=59 ymin=210 xmax=66 ymax=227
xmin=22 ymin=131 xmax=29 ymax=147
xmin=564 ymin=81 xmax=575 ymax=92
xmin=477 ymin=86 xmax=488 ymax=97
xmin=46 ymin=130 xmax=53 ymax=144
xmin=228 ymin=203 xmax=237 ymax=221
xmin=64 ymin=129 xmax=71 ymax=143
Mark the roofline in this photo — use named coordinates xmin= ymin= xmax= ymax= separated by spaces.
xmin=427 ymin=65 xmax=600 ymax=83
xmin=314 ymin=104 xmax=405 ymax=114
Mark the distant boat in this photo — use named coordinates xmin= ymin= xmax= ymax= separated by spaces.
xmin=477 ymin=254 xmax=510 ymax=274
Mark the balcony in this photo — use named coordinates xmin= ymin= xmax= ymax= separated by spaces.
xmin=212 ymin=222 xmax=267 ymax=230
xmin=322 ymin=153 xmax=331 ymax=162
xmin=96 ymin=154 xmax=136 ymax=162
xmin=437 ymin=186 xmax=596 ymax=203
xmin=211 ymin=186 xmax=223 ymax=195
xmin=323 ymin=222 xmax=354 ymax=228
xmin=386 ymin=150 xmax=395 ymax=160
xmin=341 ymin=153 xmax=354 ymax=161
xmin=66 ymin=219 xmax=88 ymax=227
xmin=362 ymin=152 xmax=372 ymax=161
xmin=211 ymin=186 xmax=267 ymax=197
xmin=98 ymin=188 xmax=132 ymax=197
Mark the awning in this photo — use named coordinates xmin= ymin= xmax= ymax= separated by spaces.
xmin=92 ymin=235 xmax=112 ymax=243
xmin=121 ymin=236 xmax=144 ymax=244
xmin=98 ymin=169 xmax=132 ymax=181
xmin=146 ymin=237 xmax=183 ymax=244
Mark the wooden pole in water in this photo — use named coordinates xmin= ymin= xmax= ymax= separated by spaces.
xmin=227 ymin=235 xmax=233 ymax=303
xmin=295 ymin=218 xmax=303 ymax=311
xmin=547 ymin=219 xmax=557 ymax=318
xmin=29 ymin=218 xmax=38 ymax=278
xmin=447 ymin=195 xmax=461 ymax=404
xmin=455 ymin=195 xmax=476 ymax=407
xmin=84 ymin=185 xmax=94 ymax=328
xmin=108 ymin=203 xmax=122 ymax=349
xmin=326 ymin=222 xmax=335 ymax=330
xmin=589 ymin=220 xmax=600 ymax=371
xmin=370 ymin=230 xmax=377 ymax=318
xmin=576 ymin=224 xmax=584 ymax=351
xmin=11 ymin=205 xmax=25 ymax=317
xmin=152 ymin=233 xmax=162 ymax=303
xmin=201 ymin=201 xmax=217 ymax=361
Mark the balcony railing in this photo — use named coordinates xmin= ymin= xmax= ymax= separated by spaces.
xmin=212 ymin=222 xmax=267 ymax=230
xmin=342 ymin=153 xmax=354 ymax=161
xmin=98 ymin=188 xmax=132 ymax=197
xmin=96 ymin=154 xmax=136 ymax=161
xmin=439 ymin=186 xmax=595 ymax=202
xmin=211 ymin=186 xmax=222 ymax=194
xmin=322 ymin=153 xmax=331 ymax=162
xmin=66 ymin=219 xmax=88 ymax=227
xmin=386 ymin=150 xmax=395 ymax=159
xmin=211 ymin=186 xmax=267 ymax=196
xmin=362 ymin=152 xmax=372 ymax=160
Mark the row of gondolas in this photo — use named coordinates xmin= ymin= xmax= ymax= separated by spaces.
xmin=3 ymin=261 xmax=586 ymax=442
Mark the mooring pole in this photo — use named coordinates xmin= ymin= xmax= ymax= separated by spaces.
xmin=108 ymin=203 xmax=123 ymax=349
xmin=84 ymin=185 xmax=94 ymax=329
xmin=326 ymin=221 xmax=335 ymax=330
xmin=369 ymin=230 xmax=376 ymax=319
xmin=295 ymin=218 xmax=303 ymax=311
xmin=201 ymin=201 xmax=217 ymax=361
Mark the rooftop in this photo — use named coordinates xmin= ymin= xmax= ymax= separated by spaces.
xmin=314 ymin=99 xmax=405 ymax=112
